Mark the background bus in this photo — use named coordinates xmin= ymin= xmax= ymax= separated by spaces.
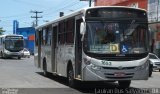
xmin=0 ymin=34 xmax=24 ymax=59
xmin=34 ymin=6 xmax=150 ymax=88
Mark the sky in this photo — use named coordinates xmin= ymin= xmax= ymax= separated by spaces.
xmin=0 ymin=0 xmax=90 ymax=34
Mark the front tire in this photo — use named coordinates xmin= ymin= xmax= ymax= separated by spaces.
xmin=118 ymin=80 xmax=131 ymax=88
xmin=67 ymin=66 xmax=76 ymax=88
xmin=149 ymin=64 xmax=153 ymax=77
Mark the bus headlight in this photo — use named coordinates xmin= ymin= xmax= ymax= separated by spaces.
xmin=83 ymin=58 xmax=91 ymax=65
xmin=135 ymin=62 xmax=148 ymax=71
xmin=4 ymin=50 xmax=9 ymax=54
xmin=91 ymin=64 xmax=101 ymax=71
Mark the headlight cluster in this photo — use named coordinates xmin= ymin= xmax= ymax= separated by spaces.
xmin=91 ymin=64 xmax=101 ymax=71
xmin=135 ymin=62 xmax=148 ymax=71
xmin=4 ymin=49 xmax=10 ymax=54
xmin=83 ymin=57 xmax=91 ymax=65
xmin=83 ymin=57 xmax=101 ymax=70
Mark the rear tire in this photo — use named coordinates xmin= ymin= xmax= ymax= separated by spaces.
xmin=159 ymin=69 xmax=160 ymax=72
xmin=43 ymin=61 xmax=52 ymax=77
xmin=118 ymin=80 xmax=131 ymax=88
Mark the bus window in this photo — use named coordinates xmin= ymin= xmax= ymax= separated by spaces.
xmin=42 ymin=29 xmax=46 ymax=45
xmin=58 ymin=21 xmax=65 ymax=44
xmin=46 ymin=26 xmax=52 ymax=46
xmin=66 ymin=18 xmax=75 ymax=44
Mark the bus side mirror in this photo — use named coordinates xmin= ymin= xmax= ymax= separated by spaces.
xmin=80 ymin=22 xmax=86 ymax=35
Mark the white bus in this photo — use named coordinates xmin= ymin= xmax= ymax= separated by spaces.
xmin=0 ymin=34 xmax=24 ymax=59
xmin=34 ymin=6 xmax=150 ymax=88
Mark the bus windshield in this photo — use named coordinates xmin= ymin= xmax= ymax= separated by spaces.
xmin=84 ymin=21 xmax=149 ymax=55
xmin=5 ymin=39 xmax=24 ymax=51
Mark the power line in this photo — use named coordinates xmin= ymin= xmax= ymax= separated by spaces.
xmin=12 ymin=0 xmax=46 ymax=7
xmin=0 ymin=13 xmax=29 ymax=19
xmin=1 ymin=0 xmax=87 ymax=28
xmin=42 ymin=0 xmax=71 ymax=12
xmin=0 ymin=0 xmax=85 ymax=19
xmin=30 ymin=11 xmax=43 ymax=27
xmin=43 ymin=1 xmax=79 ymax=16
xmin=80 ymin=0 xmax=93 ymax=7
xmin=38 ymin=1 xmax=88 ymax=25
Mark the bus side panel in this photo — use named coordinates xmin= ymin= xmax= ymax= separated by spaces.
xmin=56 ymin=45 xmax=74 ymax=77
xmin=42 ymin=45 xmax=52 ymax=72
xmin=34 ymin=31 xmax=40 ymax=68
xmin=56 ymin=45 xmax=66 ymax=76
xmin=34 ymin=47 xmax=39 ymax=67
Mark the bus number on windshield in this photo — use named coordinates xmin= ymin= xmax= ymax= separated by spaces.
xmin=102 ymin=60 xmax=112 ymax=66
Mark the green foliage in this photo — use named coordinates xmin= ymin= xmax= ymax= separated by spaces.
xmin=0 ymin=28 xmax=5 ymax=35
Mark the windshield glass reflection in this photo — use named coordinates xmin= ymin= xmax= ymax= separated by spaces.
xmin=84 ymin=21 xmax=148 ymax=54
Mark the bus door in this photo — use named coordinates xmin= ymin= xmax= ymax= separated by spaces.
xmin=75 ymin=17 xmax=83 ymax=79
xmin=51 ymin=25 xmax=58 ymax=73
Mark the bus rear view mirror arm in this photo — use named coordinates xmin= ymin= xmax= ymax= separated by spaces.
xmin=80 ymin=22 xmax=86 ymax=41
xmin=80 ymin=22 xmax=86 ymax=35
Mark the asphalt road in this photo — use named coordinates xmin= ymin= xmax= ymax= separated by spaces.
xmin=0 ymin=56 xmax=160 ymax=94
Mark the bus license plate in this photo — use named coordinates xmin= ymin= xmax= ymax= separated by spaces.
xmin=114 ymin=72 xmax=125 ymax=77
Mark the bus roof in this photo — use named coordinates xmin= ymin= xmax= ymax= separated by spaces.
xmin=36 ymin=6 xmax=147 ymax=30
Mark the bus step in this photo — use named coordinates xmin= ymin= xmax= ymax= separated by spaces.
xmin=75 ymin=78 xmax=82 ymax=80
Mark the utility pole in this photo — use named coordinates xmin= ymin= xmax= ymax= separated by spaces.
xmin=30 ymin=11 xmax=43 ymax=27
xmin=157 ymin=0 xmax=159 ymax=21
xmin=89 ymin=0 xmax=92 ymax=7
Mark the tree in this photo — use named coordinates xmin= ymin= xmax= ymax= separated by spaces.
xmin=0 ymin=27 xmax=5 ymax=35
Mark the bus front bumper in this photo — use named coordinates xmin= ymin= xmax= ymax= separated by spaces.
xmin=4 ymin=52 xmax=23 ymax=57
xmin=82 ymin=64 xmax=149 ymax=81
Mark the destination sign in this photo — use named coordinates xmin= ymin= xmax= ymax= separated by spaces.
xmin=6 ymin=36 xmax=23 ymax=39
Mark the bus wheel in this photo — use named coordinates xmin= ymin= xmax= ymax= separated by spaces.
xmin=149 ymin=63 xmax=153 ymax=77
xmin=68 ymin=66 xmax=76 ymax=88
xmin=118 ymin=80 xmax=131 ymax=88
xmin=43 ymin=61 xmax=51 ymax=77
xmin=18 ymin=57 xmax=21 ymax=59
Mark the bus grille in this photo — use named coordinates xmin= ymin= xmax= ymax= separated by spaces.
xmin=102 ymin=67 xmax=136 ymax=70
